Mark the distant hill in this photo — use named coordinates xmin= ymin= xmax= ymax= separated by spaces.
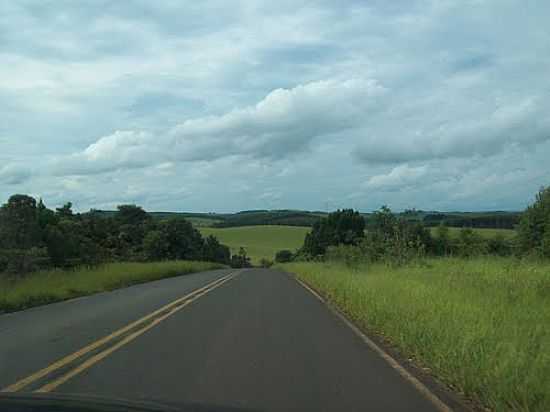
xmin=88 ymin=209 xmax=521 ymax=230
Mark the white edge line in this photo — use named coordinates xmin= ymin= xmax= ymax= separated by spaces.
xmin=293 ymin=275 xmax=455 ymax=412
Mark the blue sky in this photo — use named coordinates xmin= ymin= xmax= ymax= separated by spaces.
xmin=1 ymin=0 xmax=549 ymax=212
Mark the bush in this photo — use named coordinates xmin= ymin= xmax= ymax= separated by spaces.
xmin=326 ymin=244 xmax=363 ymax=268
xmin=518 ymin=186 xmax=550 ymax=257
xmin=433 ymin=223 xmax=452 ymax=256
xmin=302 ymin=209 xmax=365 ymax=256
xmin=259 ymin=258 xmax=273 ymax=268
xmin=455 ymin=228 xmax=488 ymax=257
xmin=487 ymin=234 xmax=514 ymax=256
xmin=275 ymin=249 xmax=293 ymax=263
xmin=230 ymin=247 xmax=251 ymax=268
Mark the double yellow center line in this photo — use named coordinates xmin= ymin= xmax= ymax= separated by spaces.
xmin=2 ymin=271 xmax=239 ymax=394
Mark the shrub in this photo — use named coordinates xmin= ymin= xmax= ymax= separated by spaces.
xmin=230 ymin=247 xmax=251 ymax=268
xmin=487 ymin=234 xmax=514 ymax=256
xmin=275 ymin=249 xmax=293 ymax=263
xmin=302 ymin=209 xmax=365 ymax=256
xmin=455 ymin=228 xmax=488 ymax=257
xmin=259 ymin=258 xmax=273 ymax=268
xmin=326 ymin=244 xmax=363 ymax=268
xmin=518 ymin=186 xmax=550 ymax=257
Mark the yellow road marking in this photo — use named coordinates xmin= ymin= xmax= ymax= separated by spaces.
xmin=294 ymin=276 xmax=454 ymax=412
xmin=2 ymin=272 xmax=237 ymax=393
xmin=36 ymin=274 xmax=237 ymax=392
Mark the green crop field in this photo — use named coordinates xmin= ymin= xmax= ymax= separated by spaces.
xmin=199 ymin=225 xmax=515 ymax=264
xmin=429 ymin=227 xmax=516 ymax=239
xmin=200 ymin=225 xmax=310 ymax=264
xmin=280 ymin=258 xmax=550 ymax=411
xmin=185 ymin=217 xmax=223 ymax=227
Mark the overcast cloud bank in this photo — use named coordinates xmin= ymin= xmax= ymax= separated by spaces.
xmin=1 ymin=1 xmax=549 ymax=211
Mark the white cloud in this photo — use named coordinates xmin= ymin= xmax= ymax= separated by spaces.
xmin=168 ymin=78 xmax=385 ymax=161
xmin=0 ymin=164 xmax=32 ymax=185
xmin=51 ymin=131 xmax=156 ymax=175
xmin=1 ymin=0 xmax=549 ymax=211
xmin=51 ymin=78 xmax=385 ymax=175
xmin=365 ymin=164 xmax=428 ymax=191
xmin=355 ymin=97 xmax=550 ymax=164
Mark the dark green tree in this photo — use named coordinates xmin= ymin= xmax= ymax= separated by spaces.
xmin=275 ymin=249 xmax=293 ymax=263
xmin=56 ymin=202 xmax=74 ymax=218
xmin=302 ymin=209 xmax=365 ymax=256
xmin=143 ymin=230 xmax=170 ymax=261
xmin=518 ymin=186 xmax=550 ymax=257
xmin=0 ymin=195 xmax=47 ymax=273
xmin=202 ymin=235 xmax=230 ymax=264
xmin=116 ymin=204 xmax=150 ymax=226
xmin=230 ymin=247 xmax=251 ymax=268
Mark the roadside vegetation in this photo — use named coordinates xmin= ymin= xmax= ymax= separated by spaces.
xmin=282 ymin=258 xmax=550 ymax=412
xmin=0 ymin=195 xmax=232 ymax=275
xmin=0 ymin=195 xmax=237 ymax=312
xmin=0 ymin=260 xmax=224 ymax=313
xmin=277 ymin=186 xmax=550 ymax=412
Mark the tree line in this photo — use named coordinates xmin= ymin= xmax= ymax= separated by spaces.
xmin=0 ymin=195 xmax=232 ymax=275
xmin=422 ymin=212 xmax=520 ymax=229
xmin=275 ymin=186 xmax=550 ymax=265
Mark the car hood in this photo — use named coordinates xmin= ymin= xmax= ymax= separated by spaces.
xmin=0 ymin=393 xmax=260 ymax=412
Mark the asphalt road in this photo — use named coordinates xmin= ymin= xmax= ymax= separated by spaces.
xmin=1 ymin=269 xmax=451 ymax=411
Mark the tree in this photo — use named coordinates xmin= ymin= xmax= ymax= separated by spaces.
xmin=518 ymin=186 xmax=550 ymax=257
xmin=0 ymin=194 xmax=42 ymax=250
xmin=115 ymin=204 xmax=150 ymax=226
xmin=37 ymin=199 xmax=57 ymax=230
xmin=302 ymin=209 xmax=365 ymax=256
xmin=456 ymin=228 xmax=488 ymax=257
xmin=0 ymin=195 xmax=47 ymax=273
xmin=202 ymin=235 xmax=231 ymax=264
xmin=231 ymin=247 xmax=251 ymax=268
xmin=56 ymin=202 xmax=74 ymax=218
xmin=434 ymin=223 xmax=452 ymax=256
xmin=275 ymin=249 xmax=293 ymax=263
xmin=143 ymin=230 xmax=170 ymax=261
xmin=158 ymin=218 xmax=204 ymax=260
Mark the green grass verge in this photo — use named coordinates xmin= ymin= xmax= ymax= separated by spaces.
xmin=200 ymin=225 xmax=310 ymax=264
xmin=280 ymin=258 xmax=550 ymax=412
xmin=0 ymin=260 xmax=225 ymax=313
xmin=429 ymin=227 xmax=516 ymax=239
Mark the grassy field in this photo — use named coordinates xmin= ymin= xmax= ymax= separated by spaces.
xmin=280 ymin=258 xmax=550 ymax=412
xmin=0 ymin=260 xmax=224 ymax=313
xmin=200 ymin=225 xmax=310 ymax=264
xmin=429 ymin=226 xmax=515 ymax=239
xmin=198 ymin=225 xmax=514 ymax=264
xmin=185 ymin=217 xmax=223 ymax=227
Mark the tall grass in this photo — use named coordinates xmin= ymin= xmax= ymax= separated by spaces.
xmin=281 ymin=257 xmax=550 ymax=412
xmin=0 ymin=260 xmax=224 ymax=313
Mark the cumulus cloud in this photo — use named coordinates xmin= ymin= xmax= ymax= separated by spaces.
xmin=0 ymin=164 xmax=32 ymax=185
xmin=365 ymin=164 xmax=428 ymax=191
xmin=1 ymin=0 xmax=549 ymax=211
xmin=52 ymin=78 xmax=385 ymax=175
xmin=51 ymin=131 xmax=156 ymax=175
xmin=355 ymin=97 xmax=550 ymax=164
xmin=168 ymin=78 xmax=385 ymax=161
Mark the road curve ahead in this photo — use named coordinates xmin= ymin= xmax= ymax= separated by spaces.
xmin=1 ymin=269 xmax=451 ymax=412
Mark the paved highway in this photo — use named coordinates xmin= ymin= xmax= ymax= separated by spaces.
xmin=1 ymin=269 xmax=458 ymax=411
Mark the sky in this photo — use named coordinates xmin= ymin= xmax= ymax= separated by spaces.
xmin=1 ymin=0 xmax=549 ymax=213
